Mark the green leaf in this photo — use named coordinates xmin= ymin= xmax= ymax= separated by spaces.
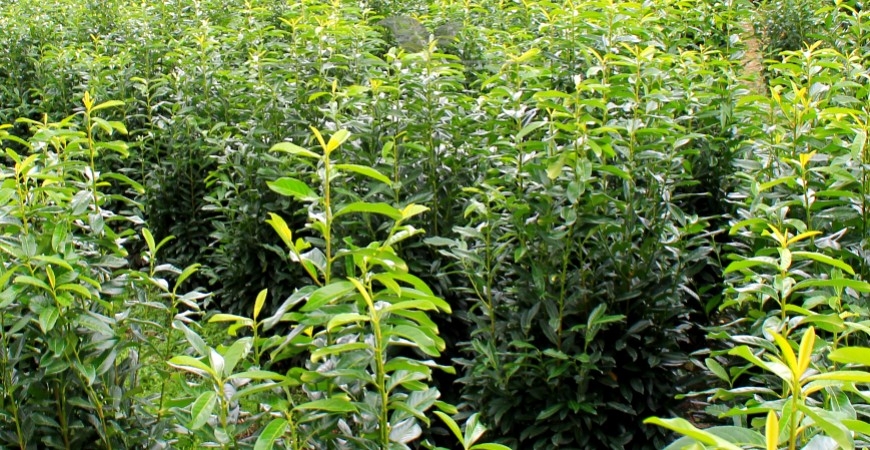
xmin=400 ymin=204 xmax=429 ymax=220
xmin=326 ymin=313 xmax=370 ymax=331
xmin=663 ymin=427 xmax=764 ymax=450
xmin=828 ymin=347 xmax=870 ymax=366
xmin=807 ymin=371 xmax=870 ymax=383
xmin=32 ymin=255 xmax=73 ymax=271
xmin=389 ymin=325 xmax=442 ymax=356
xmin=390 ymin=418 xmax=423 ymax=444
xmin=798 ymin=404 xmax=853 ymax=450
xmin=471 ymin=445 xmax=513 ymax=450
xmin=792 ymin=251 xmax=855 ymax=275
xmin=227 ymin=370 xmax=287 ymax=382
xmin=723 ymin=257 xmax=780 ymax=274
xmin=254 ymin=418 xmax=289 ymax=450
xmin=310 ymin=342 xmax=371 ymax=361
xmin=266 ymin=213 xmax=295 ymax=249
xmin=168 ymin=356 xmax=217 ymax=379
xmin=253 ymin=289 xmax=267 ymax=321
xmin=189 ymin=391 xmax=218 ymax=430
xmin=728 ymin=345 xmax=772 ymax=373
xmin=221 ymin=337 xmax=252 ymax=377
xmin=793 ymin=278 xmax=870 ymax=293
xmin=511 ymin=47 xmax=540 ymax=64
xmin=14 ymin=275 xmax=51 ymax=292
xmin=267 ymin=177 xmax=319 ymax=202
xmin=209 ymin=313 xmax=253 ymax=325
xmin=334 ymin=202 xmax=401 ymax=220
xmin=90 ymin=99 xmax=125 ymax=112
xmin=38 ymin=306 xmax=59 ymax=333
xmin=597 ymin=164 xmax=631 ymax=181
xmin=434 ymin=411 xmax=464 ymax=445
xmin=334 ymin=164 xmax=392 ymax=186
xmin=102 ymin=172 xmax=145 ymax=194
xmin=73 ymin=360 xmax=96 ymax=385
xmin=142 ymin=228 xmax=156 ymax=255
xmin=302 ymin=281 xmax=356 ymax=312
xmin=516 ymin=121 xmax=546 ymax=140
xmin=643 ymin=417 xmax=742 ymax=450
xmin=270 ymin=141 xmax=320 ymax=158
xmin=293 ymin=397 xmax=358 ymax=413
xmin=56 ymin=283 xmax=92 ymax=299
xmin=706 ymin=358 xmax=730 ymax=383
xmin=842 ymin=419 xmax=870 ymax=436
xmin=176 ymin=321 xmax=209 ymax=357
xmin=174 ymin=263 xmax=201 ymax=292
xmin=382 ymin=300 xmax=441 ymax=313
xmin=325 ymin=129 xmax=351 ymax=154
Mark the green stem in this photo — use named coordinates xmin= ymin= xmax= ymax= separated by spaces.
xmin=367 ymin=274 xmax=389 ymax=449
xmin=324 ymin=151 xmax=333 ymax=284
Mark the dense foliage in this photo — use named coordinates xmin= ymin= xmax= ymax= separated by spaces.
xmin=3 ymin=0 xmax=870 ymax=448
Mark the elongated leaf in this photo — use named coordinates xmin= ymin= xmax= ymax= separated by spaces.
xmin=793 ymin=278 xmax=870 ymax=293
xmin=271 ymin=141 xmax=320 ymax=158
xmin=792 ymin=251 xmax=855 ymax=275
xmin=597 ymin=164 xmax=631 ymax=181
xmin=771 ymin=331 xmax=798 ymax=378
xmin=334 ymin=202 xmax=401 ymax=220
xmin=706 ymin=358 xmax=729 ymax=383
xmin=464 ymin=413 xmax=487 ymax=446
xmin=327 ymin=313 xmax=370 ymax=331
xmin=254 ymin=418 xmax=290 ymax=450
xmin=302 ymin=281 xmax=355 ymax=312
xmin=798 ymin=404 xmax=853 ymax=450
xmin=516 ymin=121 xmax=546 ymax=140
xmin=32 ymin=255 xmax=73 ymax=271
xmin=102 ymin=173 xmax=145 ymax=194
xmin=786 ymin=231 xmax=822 ymax=247
xmin=390 ymin=418 xmax=422 ymax=444
xmin=334 ymin=164 xmax=392 ymax=186
xmin=729 ymin=346 xmax=772 ymax=373
xmin=254 ymin=418 xmax=289 ymax=450
xmin=176 ymin=321 xmax=209 ymax=357
xmin=209 ymin=313 xmax=252 ymax=325
xmin=766 ymin=410 xmax=778 ymax=450
xmin=644 ymin=417 xmax=742 ymax=450
xmin=797 ymin=327 xmax=815 ymax=377
xmin=434 ymin=411 xmax=464 ymax=444
xmin=14 ymin=275 xmax=51 ymax=292
xmin=829 ymin=347 xmax=870 ymax=366
xmin=189 ymin=391 xmax=217 ymax=430
xmin=91 ymin=99 xmax=125 ymax=112
xmin=807 ymin=371 xmax=870 ymax=383
xmin=388 ymin=325 xmax=442 ymax=356
xmin=39 ymin=307 xmax=59 ymax=333
xmin=254 ymin=289 xmax=267 ymax=321
xmin=267 ymin=177 xmax=319 ymax=202
xmin=168 ymin=356 xmax=216 ymax=379
xmin=349 ymin=277 xmax=374 ymax=311
xmin=174 ymin=263 xmax=201 ymax=291
xmin=842 ymin=419 xmax=870 ymax=436
xmin=723 ymin=257 xmax=779 ymax=274
xmin=222 ymin=338 xmax=252 ymax=377
xmin=401 ymin=204 xmax=429 ymax=220
xmin=56 ymin=283 xmax=92 ymax=299
xmin=310 ymin=342 xmax=371 ymax=361
xmin=293 ymin=397 xmax=357 ymax=413
xmin=227 ymin=370 xmax=287 ymax=382
xmin=326 ymin=129 xmax=351 ymax=154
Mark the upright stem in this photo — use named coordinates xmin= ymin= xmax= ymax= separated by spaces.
xmin=324 ymin=152 xmax=333 ymax=284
